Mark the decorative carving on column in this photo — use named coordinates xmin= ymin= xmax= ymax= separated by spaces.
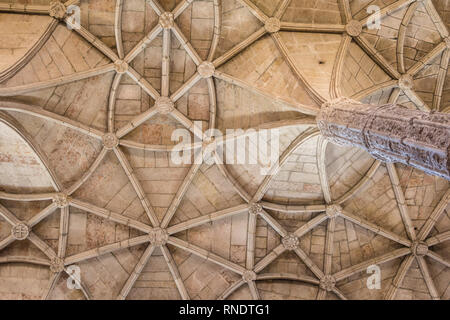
xmin=155 ymin=97 xmax=174 ymax=115
xmin=317 ymin=98 xmax=450 ymax=180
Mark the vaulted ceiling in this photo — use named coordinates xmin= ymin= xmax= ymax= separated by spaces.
xmin=0 ymin=0 xmax=449 ymax=300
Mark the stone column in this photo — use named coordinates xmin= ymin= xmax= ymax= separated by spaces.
xmin=317 ymin=98 xmax=450 ymax=180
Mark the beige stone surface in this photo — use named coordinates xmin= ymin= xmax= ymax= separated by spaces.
xmin=0 ymin=121 xmax=54 ymax=193
xmin=0 ymin=0 xmax=448 ymax=301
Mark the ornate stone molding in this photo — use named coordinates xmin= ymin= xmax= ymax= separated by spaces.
xmin=0 ymin=20 xmax=58 ymax=83
xmin=320 ymin=275 xmax=336 ymax=291
xmin=11 ymin=223 xmax=29 ymax=240
xmin=149 ymin=227 xmax=168 ymax=246
xmin=0 ymin=111 xmax=62 ymax=191
xmin=411 ymin=241 xmax=428 ymax=257
xmin=282 ymin=234 xmax=299 ymax=250
xmin=326 ymin=204 xmax=342 ymax=218
xmin=345 ymin=20 xmax=362 ymax=37
xmin=249 ymin=203 xmax=263 ymax=215
xmin=155 ymin=97 xmax=175 ymax=115
xmin=398 ymin=74 xmax=414 ymax=91
xmin=317 ymin=98 xmax=450 ymax=180
xmin=50 ymin=257 xmax=65 ymax=273
xmin=202 ymin=137 xmax=217 ymax=163
xmin=265 ymin=18 xmax=281 ymax=33
xmin=114 ymin=60 xmax=129 ymax=74
xmin=197 ymin=61 xmax=215 ymax=78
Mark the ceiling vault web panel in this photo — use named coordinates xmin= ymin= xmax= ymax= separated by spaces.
xmin=0 ymin=0 xmax=448 ymax=300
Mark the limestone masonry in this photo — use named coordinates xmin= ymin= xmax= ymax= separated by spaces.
xmin=0 ymin=0 xmax=448 ymax=301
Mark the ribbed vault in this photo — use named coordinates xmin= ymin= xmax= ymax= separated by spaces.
xmin=0 ymin=0 xmax=448 ymax=300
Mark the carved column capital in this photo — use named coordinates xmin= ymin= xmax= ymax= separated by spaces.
xmin=242 ymin=270 xmax=257 ymax=283
xmin=282 ymin=234 xmax=299 ymax=250
xmin=317 ymin=98 xmax=450 ymax=180
xmin=345 ymin=20 xmax=362 ymax=37
xmin=159 ymin=12 xmax=174 ymax=29
xmin=320 ymin=275 xmax=336 ymax=291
